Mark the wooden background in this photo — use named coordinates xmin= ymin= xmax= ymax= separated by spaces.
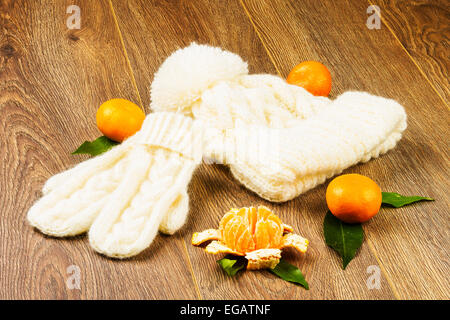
xmin=0 ymin=0 xmax=448 ymax=300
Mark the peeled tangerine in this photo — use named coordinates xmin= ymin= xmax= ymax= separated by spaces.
xmin=192 ymin=206 xmax=309 ymax=270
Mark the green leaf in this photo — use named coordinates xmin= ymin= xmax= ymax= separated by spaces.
xmin=323 ymin=211 xmax=364 ymax=269
xmin=381 ymin=192 xmax=434 ymax=208
xmin=217 ymin=255 xmax=246 ymax=276
xmin=72 ymin=136 xmax=119 ymax=156
xmin=269 ymin=259 xmax=309 ymax=290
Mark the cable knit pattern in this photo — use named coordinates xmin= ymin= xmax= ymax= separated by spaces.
xmin=27 ymin=112 xmax=202 ymax=258
xmin=150 ymin=43 xmax=407 ymax=202
xmin=227 ymin=92 xmax=406 ymax=201
xmin=28 ymin=43 xmax=408 ymax=260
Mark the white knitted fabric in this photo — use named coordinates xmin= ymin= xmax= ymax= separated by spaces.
xmin=151 ymin=43 xmax=407 ymax=202
xmin=27 ymin=112 xmax=202 ymax=258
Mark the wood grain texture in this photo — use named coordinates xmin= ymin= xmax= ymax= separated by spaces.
xmin=374 ymin=0 xmax=449 ymax=104
xmin=110 ymin=0 xmax=278 ymax=111
xmin=241 ymin=0 xmax=449 ymax=299
xmin=0 ymin=0 xmax=197 ymax=299
xmin=1 ymin=0 xmax=448 ymax=300
xmin=112 ymin=0 xmax=397 ymax=299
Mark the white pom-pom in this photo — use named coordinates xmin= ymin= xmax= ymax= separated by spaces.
xmin=150 ymin=42 xmax=248 ymax=115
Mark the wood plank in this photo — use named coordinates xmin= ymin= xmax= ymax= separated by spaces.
xmin=112 ymin=0 xmax=397 ymax=299
xmin=110 ymin=0 xmax=278 ymax=110
xmin=241 ymin=0 xmax=449 ymax=299
xmin=374 ymin=0 xmax=449 ymax=103
xmin=0 ymin=0 xmax=196 ymax=299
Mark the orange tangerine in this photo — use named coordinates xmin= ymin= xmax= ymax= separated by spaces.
xmin=287 ymin=61 xmax=332 ymax=97
xmin=218 ymin=206 xmax=283 ymax=254
xmin=326 ymin=174 xmax=382 ymax=223
xmin=96 ymin=98 xmax=145 ymax=142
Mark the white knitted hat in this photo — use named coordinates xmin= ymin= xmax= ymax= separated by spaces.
xmin=151 ymin=43 xmax=407 ymax=202
xmin=151 ymin=43 xmax=248 ymax=115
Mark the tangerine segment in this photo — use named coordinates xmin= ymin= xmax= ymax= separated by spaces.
xmin=326 ymin=174 xmax=382 ymax=223
xmin=257 ymin=206 xmax=272 ymax=219
xmin=267 ymin=219 xmax=283 ymax=248
xmin=222 ymin=216 xmax=243 ymax=250
xmin=218 ymin=210 xmax=238 ymax=239
xmin=233 ymin=219 xmax=248 ymax=251
xmin=235 ymin=228 xmax=255 ymax=253
xmin=254 ymin=219 xmax=270 ymax=250
xmin=248 ymin=206 xmax=258 ymax=235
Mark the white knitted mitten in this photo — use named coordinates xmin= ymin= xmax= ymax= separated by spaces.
xmin=151 ymin=43 xmax=407 ymax=202
xmin=28 ymin=112 xmax=202 ymax=258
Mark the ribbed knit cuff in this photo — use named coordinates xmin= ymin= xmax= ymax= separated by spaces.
xmin=128 ymin=112 xmax=203 ymax=162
